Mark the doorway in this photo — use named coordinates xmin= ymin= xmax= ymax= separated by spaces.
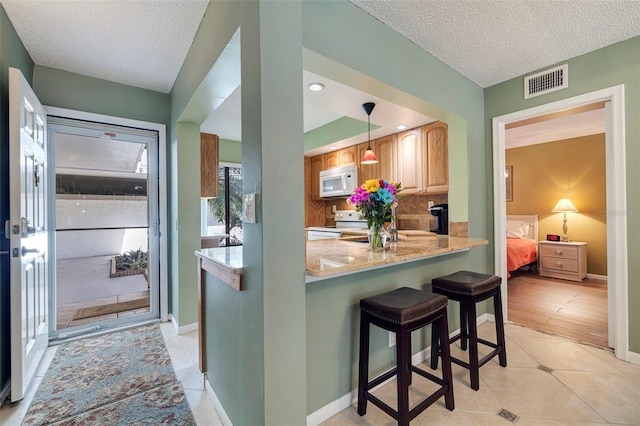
xmin=47 ymin=116 xmax=162 ymax=341
xmin=492 ymin=85 xmax=629 ymax=359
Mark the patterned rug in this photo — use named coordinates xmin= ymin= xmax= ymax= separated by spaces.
xmin=22 ymin=324 xmax=196 ymax=425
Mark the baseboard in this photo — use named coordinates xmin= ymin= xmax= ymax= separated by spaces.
xmin=169 ymin=314 xmax=198 ymax=335
xmin=205 ymin=375 xmax=233 ymax=426
xmin=627 ymin=350 xmax=640 ymax=365
xmin=306 ymin=314 xmax=491 ymax=425
xmin=586 ymin=273 xmax=608 ymax=281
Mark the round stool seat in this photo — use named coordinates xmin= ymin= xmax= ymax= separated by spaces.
xmin=361 ymin=287 xmax=447 ymax=325
xmin=432 ymin=270 xmax=501 ymax=296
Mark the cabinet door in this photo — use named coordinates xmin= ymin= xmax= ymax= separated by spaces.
xmin=339 ymin=146 xmax=357 ymax=166
xmin=357 ymin=142 xmax=379 ymax=185
xmin=376 ymin=134 xmax=396 ymax=183
xmin=310 ymin=155 xmax=324 ymax=200
xmin=396 ymin=128 xmax=422 ymax=194
xmin=324 ymin=151 xmax=339 ymax=169
xmin=423 ymin=122 xmax=448 ymax=193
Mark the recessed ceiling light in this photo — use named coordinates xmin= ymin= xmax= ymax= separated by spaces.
xmin=308 ymin=82 xmax=325 ymax=91
xmin=397 ymin=124 xmax=407 ymax=130
xmin=329 ymin=146 xmax=338 ymax=150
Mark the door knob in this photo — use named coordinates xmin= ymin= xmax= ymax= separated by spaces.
xmin=21 ymin=246 xmax=40 ymax=256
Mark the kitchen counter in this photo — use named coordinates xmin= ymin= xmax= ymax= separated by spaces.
xmin=196 ymin=236 xmax=487 ymax=286
xmin=305 ymin=235 xmax=488 ymax=282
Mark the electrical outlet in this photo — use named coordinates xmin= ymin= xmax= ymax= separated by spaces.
xmin=332 ymin=205 xmax=336 ymax=213
xmin=428 ymin=200 xmax=434 ymax=209
xmin=389 ymin=331 xmax=396 ymax=347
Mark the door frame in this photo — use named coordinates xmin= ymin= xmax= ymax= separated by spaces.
xmin=492 ymin=85 xmax=629 ymax=360
xmin=45 ymin=106 xmax=168 ymax=322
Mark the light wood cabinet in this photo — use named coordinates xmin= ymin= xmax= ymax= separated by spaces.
xmin=396 ymin=128 xmax=423 ymax=194
xmin=324 ymin=151 xmax=339 ymax=169
xmin=376 ymin=134 xmax=396 ymax=184
xmin=200 ymin=133 xmax=219 ymax=198
xmin=308 ymin=121 xmax=446 ymax=199
xmin=538 ymin=241 xmax=587 ymax=282
xmin=422 ymin=122 xmax=449 ymax=193
xmin=339 ymin=146 xmax=357 ymax=166
xmin=310 ymin=155 xmax=325 ymax=201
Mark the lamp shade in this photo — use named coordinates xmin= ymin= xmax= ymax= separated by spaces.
xmin=551 ymin=198 xmax=578 ymax=213
xmin=360 ymin=148 xmax=378 ymax=164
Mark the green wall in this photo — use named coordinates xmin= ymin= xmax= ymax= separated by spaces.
xmin=219 ymin=138 xmax=241 ymax=164
xmin=0 ymin=4 xmax=34 ymax=397
xmin=301 ymin=0 xmax=487 ymax=415
xmin=172 ymin=0 xmax=487 ymax=423
xmin=485 ymin=36 xmax=640 ymax=352
xmin=33 ymin=66 xmax=170 ymax=126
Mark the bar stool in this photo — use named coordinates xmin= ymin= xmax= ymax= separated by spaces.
xmin=429 ymin=271 xmax=507 ymax=391
xmin=357 ymin=287 xmax=454 ymax=425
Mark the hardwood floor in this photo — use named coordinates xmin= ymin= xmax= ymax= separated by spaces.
xmin=507 ymin=270 xmax=609 ymax=348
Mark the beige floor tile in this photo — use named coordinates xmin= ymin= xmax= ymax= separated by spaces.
xmin=506 ymin=336 xmax=618 ymax=373
xmin=325 ymin=402 xmax=398 ymax=426
xmin=580 ymin=344 xmax=640 ymax=375
xmin=416 ymin=409 xmax=513 ymax=425
xmin=553 ymin=369 xmax=640 ymax=424
xmin=480 ymin=363 xmax=607 ymax=422
xmin=516 ymin=417 xmax=609 ymax=425
xmin=183 ymin=388 xmax=223 ymax=426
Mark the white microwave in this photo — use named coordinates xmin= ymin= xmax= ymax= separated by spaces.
xmin=319 ymin=164 xmax=359 ymax=198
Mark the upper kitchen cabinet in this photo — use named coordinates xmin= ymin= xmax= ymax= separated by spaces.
xmin=422 ymin=122 xmax=448 ymax=193
xmin=324 ymin=150 xmax=340 ymax=169
xmin=339 ymin=146 xmax=357 ymax=166
xmin=396 ymin=128 xmax=423 ymax=194
xmin=376 ymin=134 xmax=396 ymax=184
xmin=310 ymin=155 xmax=325 ymax=201
xmin=324 ymin=146 xmax=357 ymax=170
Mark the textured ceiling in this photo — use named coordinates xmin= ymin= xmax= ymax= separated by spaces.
xmin=1 ymin=0 xmax=209 ymax=93
xmin=349 ymin=0 xmax=640 ymax=88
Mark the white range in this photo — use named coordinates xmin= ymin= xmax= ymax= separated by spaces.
xmin=306 ymin=210 xmax=368 ymax=240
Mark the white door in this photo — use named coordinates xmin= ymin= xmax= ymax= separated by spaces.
xmin=9 ymin=67 xmax=49 ymax=402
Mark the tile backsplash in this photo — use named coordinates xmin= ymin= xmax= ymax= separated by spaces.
xmin=321 ymin=193 xmax=448 ymax=231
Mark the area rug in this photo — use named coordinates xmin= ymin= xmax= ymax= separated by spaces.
xmin=22 ymin=324 xmax=196 ymax=425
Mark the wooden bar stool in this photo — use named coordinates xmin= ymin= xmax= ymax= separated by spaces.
xmin=358 ymin=287 xmax=454 ymax=426
xmin=429 ymin=271 xmax=507 ymax=391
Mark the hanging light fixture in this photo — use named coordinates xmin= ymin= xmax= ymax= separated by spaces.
xmin=360 ymin=102 xmax=378 ymax=164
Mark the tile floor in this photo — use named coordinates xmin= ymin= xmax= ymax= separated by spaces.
xmin=2 ymin=320 xmax=639 ymax=425
xmin=325 ymin=322 xmax=640 ymax=425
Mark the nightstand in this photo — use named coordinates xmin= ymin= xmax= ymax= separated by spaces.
xmin=538 ymin=241 xmax=587 ymax=282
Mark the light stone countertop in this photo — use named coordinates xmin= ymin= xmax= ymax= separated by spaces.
xmin=305 ymin=236 xmax=488 ymax=282
xmin=196 ymin=246 xmax=243 ymax=274
xmin=195 ymin=236 xmax=488 ymax=285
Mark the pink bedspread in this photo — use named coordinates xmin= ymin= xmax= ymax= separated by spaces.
xmin=506 ymin=238 xmax=537 ymax=278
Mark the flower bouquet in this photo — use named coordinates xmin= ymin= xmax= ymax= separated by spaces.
xmin=349 ymin=179 xmax=402 ymax=250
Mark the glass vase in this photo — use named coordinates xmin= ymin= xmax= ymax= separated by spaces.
xmin=368 ymin=222 xmax=389 ymax=251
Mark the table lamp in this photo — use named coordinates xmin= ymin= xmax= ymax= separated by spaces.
xmin=551 ymin=197 xmax=578 ymax=242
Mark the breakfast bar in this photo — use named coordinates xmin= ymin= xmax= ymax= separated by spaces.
xmin=196 ymin=234 xmax=488 ymax=421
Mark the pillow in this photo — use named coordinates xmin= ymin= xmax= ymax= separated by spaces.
xmin=506 ymin=220 xmax=529 ymax=239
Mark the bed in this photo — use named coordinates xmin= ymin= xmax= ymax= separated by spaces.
xmin=506 ymin=215 xmax=538 ymax=278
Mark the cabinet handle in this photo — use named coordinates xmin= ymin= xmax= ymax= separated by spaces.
xmin=555 ymin=261 xmax=563 ymax=268
xmin=554 ymin=249 xmax=563 ymax=255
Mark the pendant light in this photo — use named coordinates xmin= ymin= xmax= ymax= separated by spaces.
xmin=360 ymin=102 xmax=378 ymax=164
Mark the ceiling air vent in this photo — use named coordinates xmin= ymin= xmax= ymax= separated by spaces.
xmin=524 ymin=64 xmax=568 ymax=99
